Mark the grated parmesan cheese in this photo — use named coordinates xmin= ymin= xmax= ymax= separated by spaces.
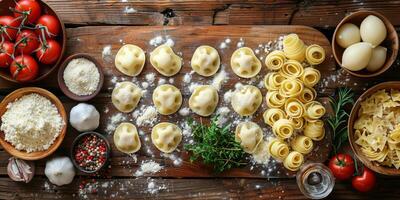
xmin=211 ymin=67 xmax=227 ymax=91
xmin=0 ymin=94 xmax=65 ymax=153
xmin=63 ymin=58 xmax=100 ymax=96
xmin=132 ymin=106 xmax=158 ymax=126
xmin=106 ymin=113 xmax=127 ymax=134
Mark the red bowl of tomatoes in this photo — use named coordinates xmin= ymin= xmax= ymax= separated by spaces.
xmin=0 ymin=0 xmax=65 ymax=83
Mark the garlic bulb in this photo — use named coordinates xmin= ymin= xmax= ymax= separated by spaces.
xmin=342 ymin=42 xmax=373 ymax=71
xmin=45 ymin=157 xmax=75 ymax=186
xmin=70 ymin=103 xmax=100 ymax=132
xmin=366 ymin=46 xmax=387 ymax=72
xmin=360 ymin=15 xmax=387 ymax=47
xmin=7 ymin=157 xmax=35 ymax=183
xmin=336 ymin=23 xmax=361 ymax=48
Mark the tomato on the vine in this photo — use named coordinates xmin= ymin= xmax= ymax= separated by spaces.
xmin=36 ymin=15 xmax=60 ymax=38
xmin=14 ymin=0 xmax=42 ymax=24
xmin=0 ymin=16 xmax=20 ymax=41
xmin=36 ymin=39 xmax=61 ymax=64
xmin=328 ymin=153 xmax=355 ymax=181
xmin=352 ymin=167 xmax=376 ymax=192
xmin=0 ymin=41 xmax=14 ymax=68
xmin=15 ymin=30 xmax=39 ymax=55
xmin=10 ymin=55 xmax=39 ymax=82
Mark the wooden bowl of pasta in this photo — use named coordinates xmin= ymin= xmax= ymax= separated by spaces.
xmin=348 ymin=81 xmax=400 ymax=175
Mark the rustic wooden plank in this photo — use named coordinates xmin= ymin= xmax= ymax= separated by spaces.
xmin=35 ymin=0 xmax=400 ymax=27
xmin=0 ymin=176 xmax=398 ymax=200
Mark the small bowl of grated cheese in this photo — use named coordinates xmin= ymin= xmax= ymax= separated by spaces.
xmin=0 ymin=87 xmax=67 ymax=160
xmin=58 ymin=54 xmax=104 ymax=101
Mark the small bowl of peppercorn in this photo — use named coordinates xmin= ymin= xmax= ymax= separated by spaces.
xmin=71 ymin=132 xmax=110 ymax=173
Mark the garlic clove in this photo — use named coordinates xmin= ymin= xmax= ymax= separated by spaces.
xmin=7 ymin=157 xmax=35 ymax=183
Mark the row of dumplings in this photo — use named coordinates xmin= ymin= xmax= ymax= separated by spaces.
xmin=115 ymin=36 xmax=325 ymax=80
xmin=115 ymin=43 xmax=260 ymax=79
xmin=112 ymin=81 xmax=263 ymax=117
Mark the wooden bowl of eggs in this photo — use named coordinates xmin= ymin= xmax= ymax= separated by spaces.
xmin=332 ymin=10 xmax=399 ymax=78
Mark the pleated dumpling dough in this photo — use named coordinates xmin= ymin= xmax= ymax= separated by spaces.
xmin=150 ymin=44 xmax=182 ymax=76
xmin=189 ymin=85 xmax=219 ymax=117
xmin=152 ymin=84 xmax=182 ymax=115
xmin=191 ymin=45 xmax=220 ymax=77
xmin=235 ymin=121 xmax=263 ymax=153
xmin=112 ymin=82 xmax=142 ymax=113
xmin=230 ymin=47 xmax=261 ymax=78
xmin=231 ymin=85 xmax=262 ymax=116
xmin=151 ymin=122 xmax=182 ymax=153
xmin=115 ymin=44 xmax=145 ymax=76
xmin=113 ymin=122 xmax=141 ymax=154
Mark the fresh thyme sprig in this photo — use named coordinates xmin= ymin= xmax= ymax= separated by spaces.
xmin=184 ymin=116 xmax=247 ymax=173
xmin=327 ymin=88 xmax=354 ymax=153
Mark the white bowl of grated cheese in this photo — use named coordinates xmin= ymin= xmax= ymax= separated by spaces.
xmin=58 ymin=54 xmax=104 ymax=101
xmin=0 ymin=87 xmax=67 ymax=160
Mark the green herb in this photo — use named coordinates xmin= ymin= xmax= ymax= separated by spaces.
xmin=327 ymin=88 xmax=354 ymax=153
xmin=184 ymin=116 xmax=247 ymax=173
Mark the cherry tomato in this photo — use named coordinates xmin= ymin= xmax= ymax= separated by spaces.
xmin=352 ymin=167 xmax=376 ymax=192
xmin=36 ymin=39 xmax=61 ymax=64
xmin=328 ymin=153 xmax=355 ymax=181
xmin=0 ymin=16 xmax=20 ymax=41
xmin=0 ymin=41 xmax=14 ymax=68
xmin=14 ymin=0 xmax=41 ymax=24
xmin=10 ymin=55 xmax=39 ymax=82
xmin=36 ymin=15 xmax=60 ymax=38
xmin=15 ymin=30 xmax=39 ymax=55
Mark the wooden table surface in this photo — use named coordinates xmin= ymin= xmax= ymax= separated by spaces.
xmin=1 ymin=0 xmax=400 ymax=199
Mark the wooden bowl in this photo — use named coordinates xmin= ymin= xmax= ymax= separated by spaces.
xmin=332 ymin=10 xmax=399 ymax=78
xmin=348 ymin=81 xmax=400 ymax=175
xmin=0 ymin=87 xmax=67 ymax=160
xmin=0 ymin=0 xmax=66 ymax=83
xmin=70 ymin=132 xmax=111 ymax=173
xmin=57 ymin=53 xmax=104 ymax=101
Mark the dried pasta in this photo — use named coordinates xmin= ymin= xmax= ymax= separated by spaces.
xmin=283 ymin=151 xmax=304 ymax=171
xmin=262 ymin=33 xmax=326 ymax=171
xmin=268 ymin=138 xmax=290 ymax=161
xmin=265 ymin=50 xmax=286 ymax=70
xmin=305 ymin=44 xmax=325 ymax=65
xmin=353 ymin=89 xmax=400 ymax=169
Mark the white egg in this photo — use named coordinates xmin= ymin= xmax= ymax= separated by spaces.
xmin=360 ymin=15 xmax=387 ymax=47
xmin=336 ymin=23 xmax=361 ymax=48
xmin=342 ymin=42 xmax=373 ymax=71
xmin=366 ymin=46 xmax=387 ymax=72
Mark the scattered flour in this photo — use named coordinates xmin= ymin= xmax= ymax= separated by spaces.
xmin=168 ymin=78 xmax=174 ymax=84
xmin=178 ymin=107 xmax=190 ymax=116
xmin=223 ymin=90 xmax=233 ymax=103
xmin=237 ymin=37 xmax=245 ymax=48
xmin=149 ymin=35 xmax=175 ymax=47
xmin=183 ymin=73 xmax=192 ymax=84
xmin=162 ymin=153 xmax=183 ymax=166
xmin=211 ymin=67 xmax=227 ymax=91
xmin=146 ymin=178 xmax=167 ymax=194
xmin=158 ymin=78 xmax=166 ymax=85
xmin=133 ymin=106 xmax=158 ymax=126
xmin=134 ymin=161 xmax=163 ymax=176
xmin=215 ymin=107 xmax=230 ymax=126
xmin=106 ymin=113 xmax=127 ymax=134
xmin=219 ymin=38 xmax=231 ymax=49
xmin=102 ymin=45 xmax=112 ymax=60
xmin=123 ymin=6 xmax=137 ymax=14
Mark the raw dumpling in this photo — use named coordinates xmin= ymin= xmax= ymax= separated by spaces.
xmin=189 ymin=85 xmax=219 ymax=117
xmin=152 ymin=84 xmax=182 ymax=115
xmin=151 ymin=122 xmax=182 ymax=153
xmin=230 ymin=47 xmax=261 ymax=78
xmin=113 ymin=122 xmax=141 ymax=154
xmin=235 ymin=121 xmax=263 ymax=153
xmin=191 ymin=45 xmax=220 ymax=77
xmin=150 ymin=44 xmax=182 ymax=76
xmin=112 ymin=82 xmax=142 ymax=113
xmin=231 ymin=85 xmax=262 ymax=116
xmin=115 ymin=44 xmax=145 ymax=76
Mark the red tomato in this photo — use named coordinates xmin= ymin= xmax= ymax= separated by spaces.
xmin=0 ymin=16 xmax=20 ymax=41
xmin=352 ymin=167 xmax=376 ymax=192
xmin=328 ymin=153 xmax=355 ymax=181
xmin=0 ymin=41 xmax=14 ymax=68
xmin=36 ymin=15 xmax=60 ymax=38
xmin=15 ymin=30 xmax=39 ymax=55
xmin=10 ymin=55 xmax=39 ymax=82
xmin=14 ymin=0 xmax=42 ymax=24
xmin=36 ymin=39 xmax=61 ymax=64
